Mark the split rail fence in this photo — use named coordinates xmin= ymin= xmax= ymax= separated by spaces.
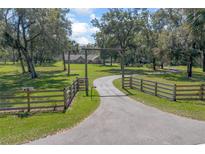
xmin=123 ymin=76 xmax=205 ymax=101
xmin=0 ymin=78 xmax=87 ymax=113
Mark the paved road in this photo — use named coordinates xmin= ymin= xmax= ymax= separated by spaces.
xmin=27 ymin=75 xmax=205 ymax=145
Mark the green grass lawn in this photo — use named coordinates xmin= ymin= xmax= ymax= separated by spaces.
xmin=1 ymin=62 xmax=205 ymax=144
xmin=0 ymin=90 xmax=99 ymax=144
xmin=113 ymin=67 xmax=205 ymax=121
xmin=0 ymin=62 xmax=121 ymax=144
xmin=0 ymin=62 xmax=121 ymax=91
xmin=129 ymin=65 xmax=205 ymax=84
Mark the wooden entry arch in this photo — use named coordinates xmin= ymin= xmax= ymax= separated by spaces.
xmin=81 ymin=47 xmax=125 ymax=96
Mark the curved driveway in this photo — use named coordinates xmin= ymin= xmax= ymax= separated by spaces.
xmin=28 ymin=75 xmax=205 ymax=144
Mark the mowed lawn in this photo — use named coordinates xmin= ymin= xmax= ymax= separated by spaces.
xmin=0 ymin=62 xmax=121 ymax=144
xmin=1 ymin=62 xmax=205 ymax=144
xmin=113 ymin=65 xmax=205 ymax=121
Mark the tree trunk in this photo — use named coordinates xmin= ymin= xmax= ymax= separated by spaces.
xmin=160 ymin=62 xmax=164 ymax=69
xmin=103 ymin=58 xmax=105 ymax=66
xmin=17 ymin=49 xmax=26 ymax=74
xmin=12 ymin=49 xmax=15 ymax=64
xmin=153 ymin=58 xmax=156 ymax=71
xmin=67 ymin=50 xmax=71 ymax=76
xmin=110 ymin=56 xmax=113 ymax=66
xmin=25 ymin=58 xmax=31 ymax=72
xmin=62 ymin=51 xmax=66 ymax=71
xmin=22 ymin=49 xmax=37 ymax=79
xmin=16 ymin=16 xmax=25 ymax=74
xmin=202 ymin=51 xmax=205 ymax=72
xmin=28 ymin=58 xmax=38 ymax=78
xmin=187 ymin=56 xmax=192 ymax=78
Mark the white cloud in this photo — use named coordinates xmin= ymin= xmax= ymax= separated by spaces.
xmin=67 ymin=13 xmax=77 ymax=23
xmin=72 ymin=22 xmax=99 ymax=36
xmin=71 ymin=21 xmax=99 ymax=45
xmin=73 ymin=8 xmax=93 ymax=15
xmin=74 ymin=37 xmax=90 ymax=45
xmin=90 ymin=27 xmax=99 ymax=33
xmin=72 ymin=23 xmax=88 ymax=34
xmin=69 ymin=9 xmax=99 ymax=45
xmin=90 ymin=13 xmax=96 ymax=20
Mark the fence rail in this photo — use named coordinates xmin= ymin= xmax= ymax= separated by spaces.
xmin=0 ymin=78 xmax=87 ymax=113
xmin=124 ymin=75 xmax=205 ymax=101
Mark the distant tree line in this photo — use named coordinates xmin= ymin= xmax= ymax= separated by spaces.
xmin=92 ymin=8 xmax=205 ymax=77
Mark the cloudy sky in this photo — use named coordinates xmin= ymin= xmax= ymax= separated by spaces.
xmin=69 ymin=8 xmax=158 ymax=45
xmin=68 ymin=8 xmax=108 ymax=45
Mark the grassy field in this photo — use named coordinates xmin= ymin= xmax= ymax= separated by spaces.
xmin=0 ymin=62 xmax=121 ymax=144
xmin=0 ymin=90 xmax=99 ymax=144
xmin=128 ymin=65 xmax=205 ymax=84
xmin=113 ymin=65 xmax=205 ymax=121
xmin=1 ymin=62 xmax=205 ymax=144
xmin=0 ymin=62 xmax=121 ymax=91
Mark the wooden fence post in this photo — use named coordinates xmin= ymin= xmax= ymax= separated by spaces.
xmin=70 ymin=86 xmax=72 ymax=100
xmin=75 ymin=80 xmax=78 ymax=94
xmin=173 ymin=84 xmax=176 ymax=101
xmin=63 ymin=88 xmax=67 ymax=110
xmin=85 ymin=78 xmax=89 ymax=96
xmin=74 ymin=81 xmax=76 ymax=94
xmin=122 ymin=77 xmax=125 ymax=89
xmin=155 ymin=82 xmax=158 ymax=96
xmin=140 ymin=79 xmax=143 ymax=92
xmin=27 ymin=89 xmax=30 ymax=112
xmin=200 ymin=84 xmax=204 ymax=100
xmin=76 ymin=77 xmax=79 ymax=91
xmin=130 ymin=75 xmax=133 ymax=89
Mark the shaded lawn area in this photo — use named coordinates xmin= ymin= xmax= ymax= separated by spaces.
xmin=1 ymin=62 xmax=205 ymax=144
xmin=0 ymin=62 xmax=122 ymax=92
xmin=113 ymin=78 xmax=205 ymax=121
xmin=129 ymin=65 xmax=205 ymax=84
xmin=0 ymin=62 xmax=121 ymax=144
xmin=0 ymin=90 xmax=100 ymax=144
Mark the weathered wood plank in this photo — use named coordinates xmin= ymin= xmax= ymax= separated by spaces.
xmin=157 ymin=85 xmax=173 ymax=91
xmin=157 ymin=89 xmax=173 ymax=96
xmin=176 ymin=93 xmax=200 ymax=96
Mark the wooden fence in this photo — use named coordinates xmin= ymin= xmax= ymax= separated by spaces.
xmin=123 ymin=75 xmax=205 ymax=101
xmin=0 ymin=78 xmax=87 ymax=113
xmin=176 ymin=84 xmax=205 ymax=100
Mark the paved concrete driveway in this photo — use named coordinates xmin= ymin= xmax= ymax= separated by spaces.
xmin=27 ymin=75 xmax=205 ymax=145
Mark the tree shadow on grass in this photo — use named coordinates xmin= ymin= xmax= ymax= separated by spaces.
xmin=0 ymin=70 xmax=78 ymax=92
xmin=97 ymin=68 xmax=156 ymax=75
xmin=0 ymin=109 xmax=65 ymax=118
xmin=35 ymin=62 xmax=58 ymax=67
xmin=98 ymin=64 xmax=119 ymax=68
xmin=122 ymin=88 xmax=135 ymax=96
xmin=149 ymin=71 xmax=205 ymax=83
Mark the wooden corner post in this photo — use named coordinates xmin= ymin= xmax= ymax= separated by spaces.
xmin=173 ymin=84 xmax=176 ymax=101
xmin=27 ymin=89 xmax=31 ymax=112
xmin=76 ymin=77 xmax=79 ymax=91
xmin=155 ymin=82 xmax=158 ymax=96
xmin=200 ymin=84 xmax=204 ymax=100
xmin=130 ymin=75 xmax=133 ymax=89
xmin=63 ymin=88 xmax=67 ymax=110
xmin=140 ymin=79 xmax=143 ymax=92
